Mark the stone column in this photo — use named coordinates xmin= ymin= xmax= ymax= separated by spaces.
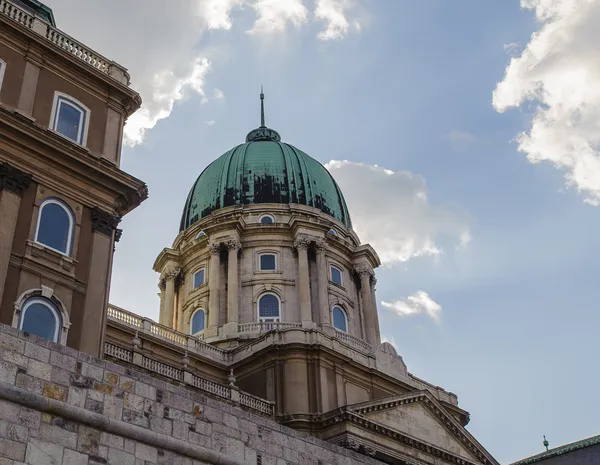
xmin=225 ymin=239 xmax=241 ymax=334
xmin=158 ymin=279 xmax=166 ymax=324
xmin=160 ymin=269 xmax=179 ymax=328
xmin=0 ymin=164 xmax=32 ymax=307
xmin=294 ymin=237 xmax=313 ymax=328
xmin=356 ymin=266 xmax=377 ymax=347
xmin=315 ymin=240 xmax=330 ymax=327
xmin=17 ymin=51 xmax=42 ymax=117
xmin=80 ymin=208 xmax=120 ymax=356
xmin=370 ymin=276 xmax=381 ymax=345
xmin=207 ymin=242 xmax=221 ymax=331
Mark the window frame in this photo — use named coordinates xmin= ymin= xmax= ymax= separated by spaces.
xmin=19 ymin=297 xmax=61 ymax=343
xmin=330 ymin=265 xmax=343 ymax=287
xmin=49 ymin=92 xmax=91 ymax=145
xmin=258 ymin=214 xmax=275 ymax=224
xmin=332 ymin=306 xmax=348 ymax=333
xmin=190 ymin=308 xmax=206 ymax=335
xmin=193 ymin=268 xmax=206 ymax=288
xmin=34 ymin=198 xmax=75 ymax=256
xmin=0 ymin=59 xmax=6 ymax=93
xmin=258 ymin=252 xmax=277 ymax=272
xmin=257 ymin=292 xmax=281 ymax=323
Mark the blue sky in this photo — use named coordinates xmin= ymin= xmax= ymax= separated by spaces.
xmin=47 ymin=1 xmax=600 ymax=462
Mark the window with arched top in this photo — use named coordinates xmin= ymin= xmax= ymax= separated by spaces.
xmin=35 ymin=199 xmax=75 ymax=255
xmin=191 ymin=309 xmax=206 ymax=335
xmin=332 ymin=306 xmax=347 ymax=332
xmin=19 ymin=297 xmax=61 ymax=342
xmin=259 ymin=214 xmax=275 ymax=224
xmin=258 ymin=293 xmax=280 ymax=322
xmin=50 ymin=92 xmax=90 ymax=145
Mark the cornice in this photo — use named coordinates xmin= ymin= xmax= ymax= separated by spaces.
xmin=91 ymin=206 xmax=121 ymax=236
xmin=0 ymin=161 xmax=32 ymax=196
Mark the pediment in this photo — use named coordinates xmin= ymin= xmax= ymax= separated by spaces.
xmin=347 ymin=391 xmax=498 ymax=465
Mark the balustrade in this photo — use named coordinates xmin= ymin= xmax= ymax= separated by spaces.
xmin=334 ymin=330 xmax=373 ymax=353
xmin=104 ymin=343 xmax=133 ymax=362
xmin=0 ymin=0 xmax=33 ymax=27
xmin=238 ymin=322 xmax=302 ymax=334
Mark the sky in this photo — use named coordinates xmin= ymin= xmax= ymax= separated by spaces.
xmin=44 ymin=0 xmax=600 ymax=463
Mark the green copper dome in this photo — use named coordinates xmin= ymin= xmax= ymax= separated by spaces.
xmin=180 ymin=93 xmax=351 ymax=231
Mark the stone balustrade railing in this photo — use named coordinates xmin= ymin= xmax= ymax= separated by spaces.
xmin=334 ymin=329 xmax=373 ymax=354
xmin=238 ymin=321 xmax=302 ymax=334
xmin=107 ymin=305 xmax=226 ymax=363
xmin=105 ymin=343 xmax=275 ymax=417
xmin=0 ymin=0 xmax=129 ymax=84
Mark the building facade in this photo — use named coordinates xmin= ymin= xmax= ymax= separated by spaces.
xmin=511 ymin=436 xmax=600 ymax=465
xmin=0 ymin=2 xmax=499 ymax=464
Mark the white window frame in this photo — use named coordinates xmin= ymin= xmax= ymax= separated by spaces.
xmin=258 ymin=214 xmax=275 ymax=224
xmin=49 ymin=92 xmax=90 ymax=145
xmin=34 ymin=198 xmax=75 ymax=256
xmin=258 ymin=252 xmax=277 ymax=271
xmin=0 ymin=59 xmax=6 ymax=93
xmin=190 ymin=308 xmax=206 ymax=335
xmin=19 ymin=297 xmax=61 ymax=343
xmin=257 ymin=293 xmax=281 ymax=323
xmin=332 ymin=306 xmax=348 ymax=332
xmin=193 ymin=268 xmax=206 ymax=288
xmin=330 ymin=265 xmax=343 ymax=286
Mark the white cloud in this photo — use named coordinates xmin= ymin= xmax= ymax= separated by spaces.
xmin=448 ymin=130 xmax=477 ymax=152
xmin=201 ymin=0 xmax=244 ymax=30
xmin=204 ymin=120 xmax=216 ymax=126
xmin=325 ymin=161 xmax=471 ymax=264
xmin=213 ymin=88 xmax=225 ymax=100
xmin=315 ymin=0 xmax=362 ymax=40
xmin=493 ymin=0 xmax=600 ymax=206
xmin=248 ymin=0 xmax=308 ymax=35
xmin=503 ymin=42 xmax=522 ymax=56
xmin=382 ymin=291 xmax=442 ymax=322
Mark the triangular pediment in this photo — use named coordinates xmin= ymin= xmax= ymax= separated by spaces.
xmin=347 ymin=391 xmax=498 ymax=465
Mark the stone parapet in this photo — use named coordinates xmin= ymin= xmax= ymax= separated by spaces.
xmin=0 ymin=323 xmax=382 ymax=465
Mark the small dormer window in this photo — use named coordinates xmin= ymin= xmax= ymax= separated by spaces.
xmin=195 ymin=230 xmax=207 ymax=240
xmin=50 ymin=92 xmax=90 ymax=145
xmin=327 ymin=228 xmax=337 ymax=236
xmin=259 ymin=214 xmax=275 ymax=224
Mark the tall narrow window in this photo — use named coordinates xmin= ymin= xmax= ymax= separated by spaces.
xmin=19 ymin=298 xmax=61 ymax=342
xmin=0 ymin=59 xmax=6 ymax=93
xmin=332 ymin=306 xmax=347 ymax=332
xmin=50 ymin=92 xmax=90 ymax=145
xmin=35 ymin=199 xmax=75 ymax=255
xmin=259 ymin=253 xmax=276 ymax=271
xmin=191 ymin=309 xmax=206 ymax=334
xmin=258 ymin=294 xmax=280 ymax=322
xmin=330 ymin=266 xmax=343 ymax=286
xmin=193 ymin=269 xmax=205 ymax=288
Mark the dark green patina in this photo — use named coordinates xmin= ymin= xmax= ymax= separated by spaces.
xmin=510 ymin=435 xmax=600 ymax=465
xmin=180 ymin=92 xmax=351 ymax=232
xmin=14 ymin=0 xmax=56 ymax=26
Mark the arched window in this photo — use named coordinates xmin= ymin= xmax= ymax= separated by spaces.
xmin=19 ymin=297 xmax=61 ymax=342
xmin=327 ymin=228 xmax=337 ymax=236
xmin=259 ymin=214 xmax=275 ymax=224
xmin=50 ymin=92 xmax=90 ymax=145
xmin=191 ymin=309 xmax=206 ymax=335
xmin=258 ymin=293 xmax=280 ymax=322
xmin=332 ymin=306 xmax=347 ymax=332
xmin=35 ymin=199 xmax=75 ymax=255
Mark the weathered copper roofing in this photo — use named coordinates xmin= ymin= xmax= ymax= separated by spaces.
xmin=510 ymin=434 xmax=600 ymax=465
xmin=179 ymin=136 xmax=351 ymax=232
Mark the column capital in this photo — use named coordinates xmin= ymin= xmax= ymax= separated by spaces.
xmin=0 ymin=163 xmax=32 ymax=196
xmin=91 ymin=207 xmax=122 ymax=236
xmin=370 ymin=276 xmax=377 ymax=290
xmin=162 ymin=268 xmax=181 ymax=281
xmin=354 ymin=266 xmax=374 ymax=278
xmin=158 ymin=279 xmax=166 ymax=291
xmin=225 ymin=238 xmax=242 ymax=251
xmin=293 ymin=236 xmax=311 ymax=251
xmin=314 ymin=238 xmax=327 ymax=251
xmin=208 ymin=242 xmax=221 ymax=255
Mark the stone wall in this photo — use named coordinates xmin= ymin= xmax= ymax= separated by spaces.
xmin=0 ymin=323 xmax=382 ymax=465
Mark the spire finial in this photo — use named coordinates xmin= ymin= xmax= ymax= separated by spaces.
xmin=543 ymin=435 xmax=549 ymax=452
xmin=260 ymin=86 xmax=265 ymax=128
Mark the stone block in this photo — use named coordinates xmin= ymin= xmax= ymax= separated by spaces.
xmin=100 ymin=432 xmax=123 ymax=449
xmin=239 ymin=419 xmax=258 ymax=435
xmin=25 ymin=438 xmax=62 ymax=464
xmin=43 ymin=382 xmax=67 ymax=401
xmin=0 ymin=420 xmax=28 ymax=443
xmin=77 ymin=426 xmax=100 ymax=456
xmin=15 ymin=373 xmax=43 ymax=394
xmin=68 ymin=386 xmax=87 ymax=408
xmin=188 ymin=431 xmax=211 ymax=448
xmin=27 ymin=358 xmax=52 ymax=381
xmin=149 ymin=416 xmax=173 ymax=435
xmin=38 ymin=422 xmax=78 ymax=449
xmin=103 ymin=396 xmax=124 ymax=420
xmin=84 ymin=398 xmax=103 ymax=414
xmin=223 ymin=412 xmax=239 ymax=429
xmin=135 ymin=381 xmax=156 ymax=400
xmin=172 ymin=420 xmax=189 ymax=441
xmin=24 ymin=341 xmax=50 ymax=363
xmin=227 ymin=437 xmax=245 ymax=460
xmin=267 ymin=443 xmax=284 ymax=458
xmin=213 ymin=423 xmax=240 ymax=440
xmin=0 ymin=360 xmax=17 ymax=384
xmin=203 ymin=406 xmax=223 ymax=424
xmin=124 ymin=392 xmax=145 ymax=413
xmin=108 ymin=447 xmax=135 ymax=465
xmin=94 ymin=383 xmax=113 ymax=395
xmin=104 ymin=371 xmax=119 ymax=385
xmin=124 ymin=439 xmax=136 ymax=454
xmin=1 ymin=349 xmax=28 ymax=368
xmin=87 ymin=388 xmax=104 ymax=403
xmin=63 ymin=448 xmax=88 ymax=465
xmin=120 ymin=377 xmax=135 ymax=392
xmin=50 ymin=366 xmax=71 ymax=385
xmin=122 ymin=409 xmax=148 ymax=428
xmin=82 ymin=363 xmax=104 ymax=382
xmin=19 ymin=407 xmax=41 ymax=429
xmin=0 ymin=333 xmax=25 ymax=354
xmin=135 ymin=443 xmax=158 ymax=462
xmin=0 ymin=400 xmax=20 ymax=423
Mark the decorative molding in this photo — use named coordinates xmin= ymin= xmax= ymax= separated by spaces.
xmin=91 ymin=207 xmax=121 ymax=236
xmin=225 ymin=238 xmax=242 ymax=251
xmin=314 ymin=238 xmax=327 ymax=251
xmin=116 ymin=184 xmax=149 ymax=214
xmin=0 ymin=162 xmax=32 ymax=196
xmin=114 ymin=228 xmax=123 ymax=243
xmin=293 ymin=236 xmax=311 ymax=251
xmin=338 ymin=439 xmax=377 ymax=458
xmin=162 ymin=268 xmax=181 ymax=282
xmin=354 ymin=266 xmax=374 ymax=279
xmin=207 ymin=242 xmax=221 ymax=255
